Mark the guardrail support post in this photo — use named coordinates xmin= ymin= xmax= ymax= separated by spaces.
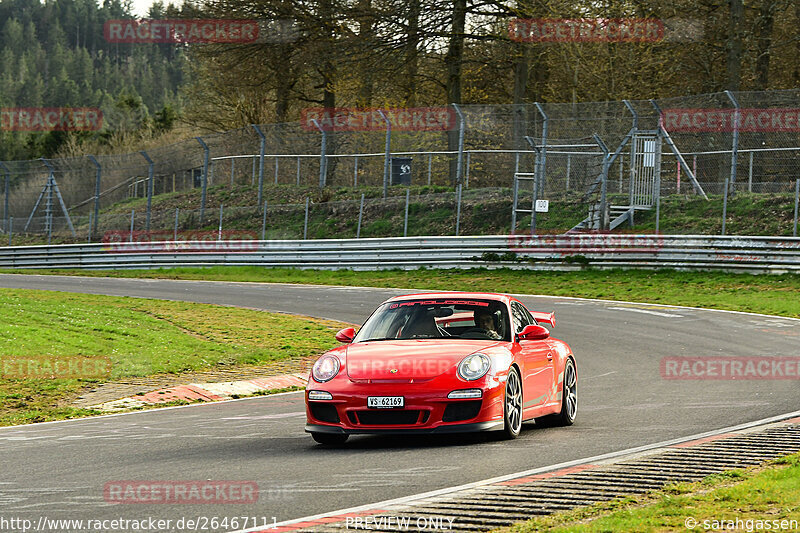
xmin=722 ymin=177 xmax=729 ymax=236
xmin=378 ymin=110 xmax=392 ymax=198
xmin=140 ymin=151 xmax=154 ymax=232
xmin=725 ymin=90 xmax=739 ymax=194
xmin=357 ymin=193 xmax=364 ymax=238
xmin=303 ymin=197 xmax=310 ymax=239
xmin=0 ymin=162 xmax=9 ymax=232
xmin=310 ymin=119 xmax=327 ymax=189
xmin=252 ymin=125 xmax=266 ymax=205
xmin=196 ymin=137 xmax=209 ymax=223
xmin=87 ymin=156 xmax=101 ymax=239
xmin=794 ymin=178 xmax=799 ymax=237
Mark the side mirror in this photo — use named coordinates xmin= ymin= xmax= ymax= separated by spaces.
xmin=335 ymin=327 xmax=356 ymax=344
xmin=518 ymin=324 xmax=550 ymax=341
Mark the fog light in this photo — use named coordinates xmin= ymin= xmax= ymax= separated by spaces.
xmin=447 ymin=389 xmax=483 ymax=399
xmin=308 ymin=390 xmax=333 ymax=401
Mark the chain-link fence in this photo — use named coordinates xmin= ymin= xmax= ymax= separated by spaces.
xmin=2 ymin=89 xmax=800 ymax=242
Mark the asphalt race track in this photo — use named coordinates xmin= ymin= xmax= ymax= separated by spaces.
xmin=1 ymin=274 xmax=799 ymax=531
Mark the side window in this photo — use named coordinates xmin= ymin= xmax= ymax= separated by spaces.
xmin=519 ymin=303 xmax=536 ymax=326
xmin=510 ymin=302 xmax=531 ymax=333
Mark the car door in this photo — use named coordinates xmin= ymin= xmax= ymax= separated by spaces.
xmin=512 ymin=301 xmax=555 ymax=415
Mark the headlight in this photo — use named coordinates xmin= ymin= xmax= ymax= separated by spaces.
xmin=312 ymin=355 xmax=340 ymax=383
xmin=457 ymin=353 xmax=491 ymax=381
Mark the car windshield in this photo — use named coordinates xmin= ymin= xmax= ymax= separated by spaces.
xmin=354 ymin=298 xmax=511 ymax=342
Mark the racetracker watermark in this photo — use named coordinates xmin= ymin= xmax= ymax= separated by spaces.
xmin=104 ymin=19 xmax=259 ymax=43
xmin=300 ymin=107 xmax=456 ymax=132
xmin=1 ymin=356 xmax=111 ymax=379
xmin=102 ymin=230 xmax=259 ymax=253
xmin=507 ymin=234 xmax=665 ymax=254
xmin=103 ymin=481 xmax=258 ymax=504
xmin=509 ymin=18 xmax=664 ymax=42
xmin=663 ymin=108 xmax=800 ymax=132
xmin=346 ymin=516 xmax=456 ymax=531
xmin=661 ymin=357 xmax=800 ymax=380
xmin=1 ymin=108 xmax=102 ymax=132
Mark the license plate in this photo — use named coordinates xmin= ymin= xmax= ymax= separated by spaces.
xmin=367 ymin=396 xmax=404 ymax=409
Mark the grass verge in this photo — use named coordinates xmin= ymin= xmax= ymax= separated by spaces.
xmin=497 ymin=453 xmax=800 ymax=532
xmin=10 ymin=267 xmax=800 ymax=319
xmin=0 ymin=289 xmax=345 ymax=426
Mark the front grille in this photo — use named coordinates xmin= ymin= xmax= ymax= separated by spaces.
xmin=355 ymin=410 xmax=421 ymax=425
xmin=309 ymin=403 xmax=340 ymax=424
xmin=442 ymin=400 xmax=482 ymax=422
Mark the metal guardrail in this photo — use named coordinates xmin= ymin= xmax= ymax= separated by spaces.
xmin=0 ymin=235 xmax=799 ymax=273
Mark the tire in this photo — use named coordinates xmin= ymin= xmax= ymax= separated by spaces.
xmin=500 ymin=367 xmax=523 ymax=439
xmin=536 ymin=358 xmax=577 ymax=427
xmin=311 ymin=432 xmax=349 ymax=445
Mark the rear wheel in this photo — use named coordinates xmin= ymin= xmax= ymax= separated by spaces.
xmin=536 ymin=358 xmax=577 ymax=427
xmin=311 ymin=432 xmax=349 ymax=446
xmin=501 ymin=367 xmax=523 ymax=439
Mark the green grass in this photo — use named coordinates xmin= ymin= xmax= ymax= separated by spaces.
xmin=13 ymin=267 xmax=800 ymax=320
xmin=0 ymin=289 xmax=346 ymax=426
xmin=498 ymin=453 xmax=800 ymax=532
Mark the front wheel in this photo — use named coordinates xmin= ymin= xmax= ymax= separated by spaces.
xmin=501 ymin=367 xmax=523 ymax=439
xmin=537 ymin=358 xmax=577 ymax=427
xmin=311 ymin=432 xmax=349 ymax=445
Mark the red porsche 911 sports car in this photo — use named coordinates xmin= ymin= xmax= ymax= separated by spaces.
xmin=304 ymin=292 xmax=577 ymax=445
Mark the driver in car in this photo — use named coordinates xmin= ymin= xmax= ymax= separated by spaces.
xmin=474 ymin=309 xmax=502 ymax=340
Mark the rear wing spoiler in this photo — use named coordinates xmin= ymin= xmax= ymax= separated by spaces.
xmin=531 ymin=311 xmax=555 ymax=328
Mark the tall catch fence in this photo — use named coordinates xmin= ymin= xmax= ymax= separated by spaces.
xmin=2 ymin=89 xmax=800 ymax=241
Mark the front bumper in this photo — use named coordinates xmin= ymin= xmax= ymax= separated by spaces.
xmin=304 ymin=375 xmax=505 ymax=435
xmin=305 ymin=420 xmax=504 ymax=435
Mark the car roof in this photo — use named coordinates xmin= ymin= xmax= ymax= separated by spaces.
xmin=385 ymin=292 xmax=514 ymax=305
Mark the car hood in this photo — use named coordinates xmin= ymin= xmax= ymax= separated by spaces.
xmin=344 ymin=339 xmax=503 ymax=380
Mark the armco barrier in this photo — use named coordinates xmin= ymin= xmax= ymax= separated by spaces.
xmin=0 ymin=235 xmax=799 ymax=273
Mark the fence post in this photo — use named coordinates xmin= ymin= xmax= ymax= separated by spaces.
xmin=354 ymin=156 xmax=358 ymax=187
xmin=252 ymin=125 xmax=266 ymax=205
xmin=296 ymin=156 xmax=301 ymax=186
xmin=129 ymin=209 xmax=135 ymax=242
xmin=794 ymin=179 xmax=799 ymax=237
xmin=455 ymin=183 xmax=462 ymax=236
xmin=261 ymin=200 xmax=268 ymax=240
xmin=452 ymin=104 xmax=465 ymax=190
xmin=357 ymin=193 xmax=364 ymax=238
xmin=274 ymin=157 xmax=279 ymax=185
xmin=87 ymin=211 xmax=93 ymax=243
xmin=378 ymin=110 xmax=392 ymax=198
xmin=465 ymin=151 xmax=471 ymax=188
xmin=140 ymin=151 xmax=154 ymax=232
xmin=427 ymin=153 xmax=432 ymax=185
xmin=565 ymin=154 xmax=571 ymax=191
xmin=218 ymin=204 xmax=223 ymax=240
xmin=303 ymin=197 xmax=310 ymax=239
xmin=230 ymin=158 xmax=235 ymax=188
xmin=722 ymin=177 xmax=729 ymax=236
xmin=748 ymin=151 xmax=753 ymax=193
xmin=87 ymin=156 xmax=101 ymax=239
xmin=593 ymin=134 xmax=611 ymax=230
xmin=403 ymin=189 xmax=410 ymax=237
xmin=7 ymin=216 xmax=11 ymax=246
xmin=310 ymin=119 xmax=327 ymax=189
xmin=530 ymin=177 xmax=538 ymax=234
xmin=535 ymin=102 xmax=549 ymax=195
xmin=174 ymin=208 xmax=179 ymax=241
xmin=0 ymin=162 xmax=9 ymax=232
xmin=725 ymin=90 xmax=740 ymax=193
xmin=196 ymin=137 xmax=209 ymax=223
